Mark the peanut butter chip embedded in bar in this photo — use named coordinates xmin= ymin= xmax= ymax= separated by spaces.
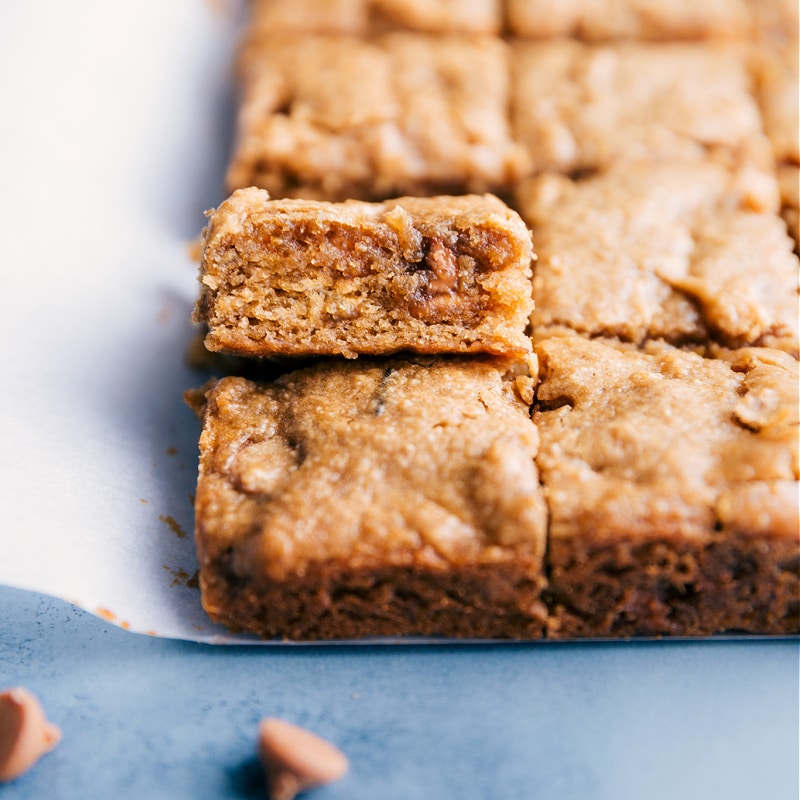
xmin=195 ymin=188 xmax=534 ymax=359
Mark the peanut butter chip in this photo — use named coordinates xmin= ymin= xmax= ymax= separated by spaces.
xmin=0 ymin=688 xmax=61 ymax=782
xmin=258 ymin=717 xmax=348 ymax=800
xmin=426 ymin=238 xmax=459 ymax=294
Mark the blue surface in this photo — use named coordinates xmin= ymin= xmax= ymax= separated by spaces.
xmin=0 ymin=585 xmax=797 ymax=799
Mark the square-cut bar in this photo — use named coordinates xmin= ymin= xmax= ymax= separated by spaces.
xmin=191 ymin=357 xmax=548 ymax=640
xmin=534 ymin=335 xmax=799 ymax=637
xmin=511 ymin=40 xmax=773 ymax=176
xmin=227 ymin=33 xmax=527 ymax=200
xmin=516 ymin=160 xmax=798 ymax=355
xmin=195 ymin=188 xmax=534 ymax=359
xmin=244 ymin=0 xmax=502 ymax=35
xmin=506 ymin=0 xmax=752 ymax=41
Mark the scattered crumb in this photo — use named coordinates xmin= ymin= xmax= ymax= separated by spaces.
xmin=166 ymin=447 xmax=178 ymax=456
xmin=163 ymin=565 xmax=191 ymax=587
xmin=0 ymin=688 xmax=61 ymax=782
xmin=139 ymin=498 xmax=149 ymax=505
xmin=187 ymin=570 xmax=201 ymax=589
xmin=258 ymin=718 xmax=348 ymax=800
xmin=159 ymin=514 xmax=187 ymax=539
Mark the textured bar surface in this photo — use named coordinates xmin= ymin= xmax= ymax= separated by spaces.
xmin=507 ymin=0 xmax=752 ymax=41
xmin=228 ymin=33 xmax=527 ymax=200
xmin=534 ymin=336 xmax=799 ymax=638
xmin=516 ymin=160 xmax=798 ymax=355
xmin=245 ymin=0 xmax=501 ymax=35
xmin=511 ymin=40 xmax=772 ymax=176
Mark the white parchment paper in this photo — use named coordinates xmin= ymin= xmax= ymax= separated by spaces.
xmin=0 ymin=1 xmax=260 ymax=642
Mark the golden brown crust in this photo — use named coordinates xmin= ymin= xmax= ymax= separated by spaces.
xmin=516 ymin=161 xmax=799 ymax=356
xmin=511 ymin=40 xmax=773 ymax=176
xmin=195 ymin=188 xmax=534 ymax=359
xmin=228 ymin=33 xmax=528 ymax=200
xmin=193 ymin=356 xmax=548 ymax=640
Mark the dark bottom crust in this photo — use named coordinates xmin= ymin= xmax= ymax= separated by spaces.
xmin=547 ymin=535 xmax=800 ymax=638
xmin=201 ymin=559 xmax=548 ymax=641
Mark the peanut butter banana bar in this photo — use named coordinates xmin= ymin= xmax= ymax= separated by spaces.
xmin=227 ymin=33 xmax=527 ymax=200
xmin=245 ymin=0 xmax=501 ymax=35
xmin=534 ymin=335 xmax=800 ymax=637
xmin=511 ymin=40 xmax=772 ymax=176
xmin=195 ymin=188 xmax=534 ymax=359
xmin=191 ymin=357 xmax=547 ymax=640
xmin=516 ymin=161 xmax=798 ymax=355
